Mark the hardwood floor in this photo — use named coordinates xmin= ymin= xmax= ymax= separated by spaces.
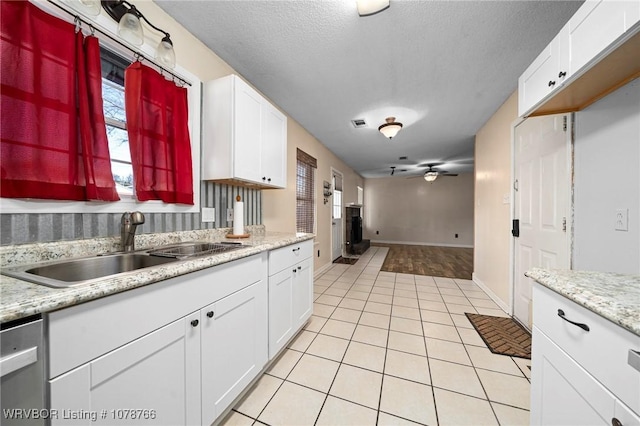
xmin=374 ymin=243 xmax=474 ymax=279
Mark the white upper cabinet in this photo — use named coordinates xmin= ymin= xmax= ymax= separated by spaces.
xmin=568 ymin=0 xmax=640 ymax=74
xmin=202 ymin=74 xmax=287 ymax=189
xmin=518 ymin=23 xmax=570 ymax=116
xmin=518 ymin=0 xmax=640 ymax=117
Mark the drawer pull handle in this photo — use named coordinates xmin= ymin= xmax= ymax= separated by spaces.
xmin=628 ymin=349 xmax=640 ymax=373
xmin=191 ymin=319 xmax=199 ymax=328
xmin=292 ymin=248 xmax=300 ymax=252
xmin=612 ymin=417 xmax=623 ymax=426
xmin=557 ymin=309 xmax=589 ymax=332
xmin=206 ymin=311 xmax=214 ymax=318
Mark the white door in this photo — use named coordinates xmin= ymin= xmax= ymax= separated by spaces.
xmin=513 ymin=114 xmax=571 ymax=329
xmin=331 ymin=170 xmax=343 ymax=261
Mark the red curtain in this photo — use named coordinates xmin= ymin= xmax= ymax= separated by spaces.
xmin=0 ymin=1 xmax=119 ymax=201
xmin=125 ymin=62 xmax=194 ymax=204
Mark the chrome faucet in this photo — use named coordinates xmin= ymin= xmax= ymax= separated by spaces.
xmin=121 ymin=211 xmax=145 ymax=252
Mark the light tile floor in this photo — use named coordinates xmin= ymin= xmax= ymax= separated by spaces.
xmin=222 ymin=247 xmax=531 ymax=425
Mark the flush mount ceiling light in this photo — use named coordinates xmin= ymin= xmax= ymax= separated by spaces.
xmin=378 ymin=117 xmax=403 ymax=139
xmin=424 ymin=170 xmax=438 ymax=182
xmin=101 ymin=0 xmax=176 ymax=68
xmin=356 ymin=0 xmax=390 ymax=16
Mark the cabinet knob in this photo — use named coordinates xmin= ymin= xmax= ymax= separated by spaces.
xmin=558 ymin=71 xmax=567 ymax=78
xmin=298 ymin=266 xmax=302 ymax=270
xmin=191 ymin=319 xmax=199 ymax=327
xmin=612 ymin=418 xmax=623 ymax=426
xmin=293 ymin=269 xmax=297 ymax=273
xmin=262 ymin=177 xmax=266 ymax=181
xmin=207 ymin=311 xmax=214 ymax=318
xmin=268 ymin=178 xmax=271 ymax=182
xmin=548 ymin=80 xmax=556 ymax=87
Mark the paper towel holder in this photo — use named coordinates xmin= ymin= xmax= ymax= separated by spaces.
xmin=226 ymin=195 xmax=250 ymax=239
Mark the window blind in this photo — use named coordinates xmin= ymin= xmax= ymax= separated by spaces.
xmin=296 ymin=148 xmax=317 ymax=234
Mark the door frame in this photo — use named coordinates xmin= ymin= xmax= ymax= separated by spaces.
xmin=509 ymin=113 xmax=574 ymax=322
xmin=330 ymin=167 xmax=344 ymax=261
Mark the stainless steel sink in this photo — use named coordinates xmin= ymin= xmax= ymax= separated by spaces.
xmin=2 ymin=253 xmax=178 ymax=288
xmin=1 ymin=241 xmax=246 ymax=289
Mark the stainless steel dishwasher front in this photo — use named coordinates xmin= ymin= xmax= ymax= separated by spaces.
xmin=1 ymin=316 xmax=46 ymax=426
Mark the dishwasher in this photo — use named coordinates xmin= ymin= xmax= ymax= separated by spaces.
xmin=1 ymin=315 xmax=46 ymax=426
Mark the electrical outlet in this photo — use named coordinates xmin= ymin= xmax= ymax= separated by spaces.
xmin=201 ymin=207 xmax=215 ymax=223
xmin=615 ymin=209 xmax=628 ymax=231
xmin=227 ymin=208 xmax=234 ymax=222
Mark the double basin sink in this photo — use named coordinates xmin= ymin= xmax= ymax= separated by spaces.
xmin=2 ymin=241 xmax=246 ymax=288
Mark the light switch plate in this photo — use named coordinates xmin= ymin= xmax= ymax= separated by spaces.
xmin=202 ymin=207 xmax=215 ymax=223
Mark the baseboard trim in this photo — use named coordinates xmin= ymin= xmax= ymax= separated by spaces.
xmin=314 ymin=262 xmax=333 ymax=278
xmin=370 ymin=239 xmax=474 ymax=249
xmin=472 ymin=273 xmax=511 ymax=314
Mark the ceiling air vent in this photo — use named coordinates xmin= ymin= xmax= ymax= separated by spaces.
xmin=351 ymin=118 xmax=367 ymax=128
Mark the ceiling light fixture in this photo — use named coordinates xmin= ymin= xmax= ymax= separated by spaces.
xmin=101 ymin=0 xmax=176 ymax=68
xmin=378 ymin=117 xmax=403 ymax=139
xmin=356 ymin=0 xmax=390 ymax=16
xmin=424 ymin=171 xmax=438 ymax=182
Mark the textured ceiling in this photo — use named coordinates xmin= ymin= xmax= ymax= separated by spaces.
xmin=156 ymin=0 xmax=583 ymax=178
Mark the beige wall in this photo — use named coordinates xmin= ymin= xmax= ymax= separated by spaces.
xmin=363 ymin=174 xmax=474 ymax=247
xmin=473 ymin=91 xmax=518 ymax=308
xmin=261 ymin=119 xmax=365 ymax=272
xmin=139 ymin=2 xmax=365 ymax=272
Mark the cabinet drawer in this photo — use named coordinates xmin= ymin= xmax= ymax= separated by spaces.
xmin=268 ymin=240 xmax=312 ymax=276
xmin=533 ymin=284 xmax=640 ymax=414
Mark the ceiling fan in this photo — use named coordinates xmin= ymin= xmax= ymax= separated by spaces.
xmin=409 ymin=163 xmax=458 ymax=182
xmin=389 ymin=166 xmax=408 ymax=176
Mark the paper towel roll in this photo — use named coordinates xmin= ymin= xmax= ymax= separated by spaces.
xmin=233 ymin=200 xmax=244 ymax=235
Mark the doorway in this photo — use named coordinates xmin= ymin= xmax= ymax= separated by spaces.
xmin=512 ymin=114 xmax=572 ymax=329
xmin=331 ymin=169 xmax=343 ymax=261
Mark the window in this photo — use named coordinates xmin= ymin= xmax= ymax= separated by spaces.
xmin=100 ymin=48 xmax=133 ymax=196
xmin=296 ymin=148 xmax=317 ymax=234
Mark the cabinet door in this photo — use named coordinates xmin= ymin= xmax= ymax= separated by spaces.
xmin=292 ymin=257 xmax=313 ymax=329
xmin=233 ymin=77 xmax=263 ymax=183
xmin=614 ymin=399 xmax=640 ymax=426
xmin=518 ymin=27 xmax=564 ymax=116
xmin=49 ymin=313 xmax=201 ymax=426
xmin=260 ymin=102 xmax=287 ymax=188
xmin=531 ymin=327 xmax=614 ymax=426
xmin=268 ymin=268 xmax=294 ymax=359
xmin=569 ymin=0 xmax=640 ymax=75
xmin=201 ymin=280 xmax=267 ymax=425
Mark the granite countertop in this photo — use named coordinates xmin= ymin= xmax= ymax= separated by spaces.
xmin=525 ymin=267 xmax=640 ymax=336
xmin=0 ymin=227 xmax=314 ymax=324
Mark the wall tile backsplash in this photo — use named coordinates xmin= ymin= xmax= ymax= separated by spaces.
xmin=0 ymin=182 xmax=261 ymax=245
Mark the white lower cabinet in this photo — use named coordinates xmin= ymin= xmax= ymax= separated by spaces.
xmin=531 ymin=283 xmax=640 ymax=425
xmin=267 ymin=241 xmax=313 ymax=359
xmin=49 ymin=313 xmax=202 ymax=425
xmin=200 ymin=280 xmax=267 ymax=426
xmin=46 ymin=241 xmax=313 ymax=425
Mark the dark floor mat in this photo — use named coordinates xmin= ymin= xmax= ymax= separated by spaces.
xmin=465 ymin=313 xmax=531 ymax=359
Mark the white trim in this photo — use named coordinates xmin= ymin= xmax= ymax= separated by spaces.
xmin=370 ymin=239 xmax=474 ymax=249
xmin=1 ymin=0 xmax=202 ymax=214
xmin=330 ymin=167 xmax=344 ymax=260
xmin=508 ymin=116 xmax=525 ymax=324
xmin=472 ymin=273 xmax=511 ymax=314
xmin=314 ymin=262 xmax=333 ymax=278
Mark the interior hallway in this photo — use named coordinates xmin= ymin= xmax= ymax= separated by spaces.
xmin=222 ymin=247 xmax=531 ymax=425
